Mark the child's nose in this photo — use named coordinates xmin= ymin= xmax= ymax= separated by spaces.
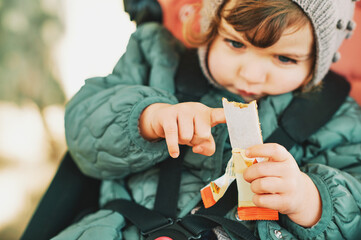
xmin=237 ymin=60 xmax=266 ymax=84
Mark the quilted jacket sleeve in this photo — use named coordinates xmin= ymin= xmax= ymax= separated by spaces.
xmin=64 ymin=23 xmax=184 ymax=180
xmin=279 ymin=97 xmax=361 ymax=239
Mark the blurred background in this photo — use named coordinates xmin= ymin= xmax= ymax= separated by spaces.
xmin=0 ymin=0 xmax=135 ymax=239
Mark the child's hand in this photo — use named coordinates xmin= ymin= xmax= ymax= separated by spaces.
xmin=139 ymin=102 xmax=226 ymax=158
xmin=243 ymin=143 xmax=322 ymax=227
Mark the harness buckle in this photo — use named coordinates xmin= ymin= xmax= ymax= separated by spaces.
xmin=143 ymin=219 xmax=201 ymax=240
xmin=141 ymin=218 xmax=174 ymax=236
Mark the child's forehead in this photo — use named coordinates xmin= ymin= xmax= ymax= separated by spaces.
xmin=218 ymin=0 xmax=313 ymax=47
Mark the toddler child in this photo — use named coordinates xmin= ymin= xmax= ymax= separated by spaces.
xmin=53 ymin=0 xmax=361 ymax=239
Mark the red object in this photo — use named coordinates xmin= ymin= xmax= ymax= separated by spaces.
xmin=200 ymin=185 xmax=217 ymax=208
xmin=237 ymin=207 xmax=279 ymax=221
xmin=155 ymin=237 xmax=173 ymax=240
xmin=158 ymin=0 xmax=200 ymax=46
xmin=330 ymin=2 xmax=361 ymax=105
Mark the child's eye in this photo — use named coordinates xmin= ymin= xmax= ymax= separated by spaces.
xmin=225 ymin=39 xmax=245 ymax=49
xmin=278 ymin=55 xmax=297 ymax=64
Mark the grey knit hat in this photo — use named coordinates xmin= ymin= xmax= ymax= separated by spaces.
xmin=198 ymin=0 xmax=357 ymax=88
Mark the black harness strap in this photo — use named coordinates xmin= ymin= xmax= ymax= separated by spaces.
xmin=182 ymin=213 xmax=257 ymax=240
xmin=104 ymin=198 xmax=172 ymax=235
xmin=104 ymin=149 xmax=255 ymax=239
xmin=104 ymin=180 xmax=257 ymax=240
xmin=265 ymin=71 xmax=350 ymax=148
xmin=154 ymin=155 xmax=183 ymax=219
xmin=180 ymin=182 xmax=258 ymax=240
xmin=104 ymin=153 xmax=184 ymax=235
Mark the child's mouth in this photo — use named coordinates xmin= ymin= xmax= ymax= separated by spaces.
xmin=237 ymin=89 xmax=256 ymax=97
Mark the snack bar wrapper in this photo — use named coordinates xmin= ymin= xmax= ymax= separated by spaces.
xmin=200 ymin=98 xmax=278 ymax=221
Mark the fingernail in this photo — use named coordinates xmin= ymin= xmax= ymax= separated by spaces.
xmin=171 ymin=152 xmax=179 ymax=158
xmin=193 ymin=146 xmax=202 ymax=153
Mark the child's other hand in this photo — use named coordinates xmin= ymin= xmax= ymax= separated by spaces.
xmin=139 ymin=102 xmax=226 ymax=158
xmin=243 ymin=143 xmax=322 ymax=227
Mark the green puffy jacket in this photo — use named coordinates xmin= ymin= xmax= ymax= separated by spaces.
xmin=54 ymin=23 xmax=361 ymax=240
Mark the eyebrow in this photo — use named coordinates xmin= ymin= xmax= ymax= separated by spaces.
xmin=218 ymin=25 xmax=245 ymax=43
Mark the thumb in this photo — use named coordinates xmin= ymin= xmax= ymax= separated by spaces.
xmin=246 ymin=143 xmax=290 ymax=162
xmin=210 ymin=108 xmax=226 ymax=127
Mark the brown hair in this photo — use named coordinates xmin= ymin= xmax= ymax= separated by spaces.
xmin=186 ymin=0 xmax=311 ymax=48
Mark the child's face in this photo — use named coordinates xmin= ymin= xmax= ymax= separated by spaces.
xmin=208 ymin=19 xmax=314 ymax=102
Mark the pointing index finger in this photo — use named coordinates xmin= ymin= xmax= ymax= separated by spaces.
xmin=163 ymin=119 xmax=180 ymax=158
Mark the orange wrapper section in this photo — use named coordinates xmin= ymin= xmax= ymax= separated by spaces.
xmin=200 ymin=186 xmax=216 ymax=208
xmin=237 ymin=207 xmax=279 ymax=221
